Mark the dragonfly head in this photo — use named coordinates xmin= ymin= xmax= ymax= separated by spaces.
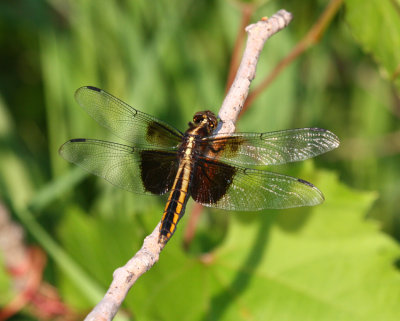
xmin=190 ymin=110 xmax=218 ymax=136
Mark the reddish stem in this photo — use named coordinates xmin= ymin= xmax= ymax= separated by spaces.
xmin=241 ymin=0 xmax=344 ymax=115
xmin=225 ymin=4 xmax=255 ymax=93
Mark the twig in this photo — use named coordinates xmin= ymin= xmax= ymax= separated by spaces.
xmin=183 ymin=202 xmax=204 ymax=249
xmin=218 ymin=10 xmax=293 ymax=134
xmin=184 ymin=9 xmax=293 ymax=248
xmin=184 ymin=0 xmax=343 ymax=247
xmin=84 ymin=223 xmax=163 ymax=321
xmin=83 ymin=9 xmax=293 ymax=321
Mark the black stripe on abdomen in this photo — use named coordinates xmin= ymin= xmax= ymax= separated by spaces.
xmin=159 ymin=182 xmax=190 ymax=244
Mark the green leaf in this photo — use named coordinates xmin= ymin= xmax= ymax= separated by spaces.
xmin=59 ymin=169 xmax=400 ymax=320
xmin=56 ymin=202 xmax=160 ymax=309
xmin=209 ymin=171 xmax=400 ymax=321
xmin=345 ymin=0 xmax=400 ymax=87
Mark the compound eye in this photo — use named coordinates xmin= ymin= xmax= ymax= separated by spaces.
xmin=193 ymin=115 xmax=201 ymax=123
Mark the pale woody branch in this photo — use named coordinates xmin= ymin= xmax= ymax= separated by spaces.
xmin=84 ymin=223 xmax=162 ymax=321
xmin=218 ymin=9 xmax=293 ymax=134
xmin=84 ymin=9 xmax=293 ymax=321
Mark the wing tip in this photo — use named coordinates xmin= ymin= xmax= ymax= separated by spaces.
xmin=297 ymin=178 xmax=325 ymax=205
xmin=58 ymin=141 xmax=70 ymax=157
xmin=310 ymin=128 xmax=340 ymax=149
xmin=59 ymin=138 xmax=87 ymax=156
xmin=324 ymin=130 xmax=340 ymax=149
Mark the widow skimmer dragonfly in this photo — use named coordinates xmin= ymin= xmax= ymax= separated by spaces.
xmin=59 ymin=86 xmax=339 ymax=244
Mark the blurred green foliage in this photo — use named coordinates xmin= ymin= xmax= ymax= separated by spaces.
xmin=0 ymin=0 xmax=400 ymax=320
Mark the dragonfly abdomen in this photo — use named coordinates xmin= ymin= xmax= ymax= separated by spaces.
xmin=159 ymin=162 xmax=193 ymax=243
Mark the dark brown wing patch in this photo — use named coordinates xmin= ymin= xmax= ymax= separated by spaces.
xmin=190 ymin=158 xmax=237 ymax=205
xmin=191 ymin=162 xmax=324 ymax=211
xmin=205 ymin=136 xmax=244 ymax=159
xmin=59 ymin=139 xmax=179 ymax=196
xmin=140 ymin=150 xmax=179 ymax=194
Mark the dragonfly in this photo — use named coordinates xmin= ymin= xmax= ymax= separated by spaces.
xmin=59 ymin=86 xmax=339 ymax=244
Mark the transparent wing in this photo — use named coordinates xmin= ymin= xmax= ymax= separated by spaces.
xmin=75 ymin=86 xmax=183 ymax=148
xmin=200 ymin=128 xmax=339 ymax=166
xmin=191 ymin=158 xmax=324 ymax=211
xmin=59 ymin=138 xmax=179 ymax=195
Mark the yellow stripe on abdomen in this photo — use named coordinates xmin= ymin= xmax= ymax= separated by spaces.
xmin=159 ymin=162 xmax=192 ymax=243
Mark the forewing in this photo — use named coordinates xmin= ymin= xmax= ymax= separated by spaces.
xmin=200 ymin=128 xmax=339 ymax=166
xmin=75 ymin=86 xmax=183 ymax=148
xmin=59 ymin=139 xmax=179 ymax=195
xmin=191 ymin=158 xmax=324 ymax=211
